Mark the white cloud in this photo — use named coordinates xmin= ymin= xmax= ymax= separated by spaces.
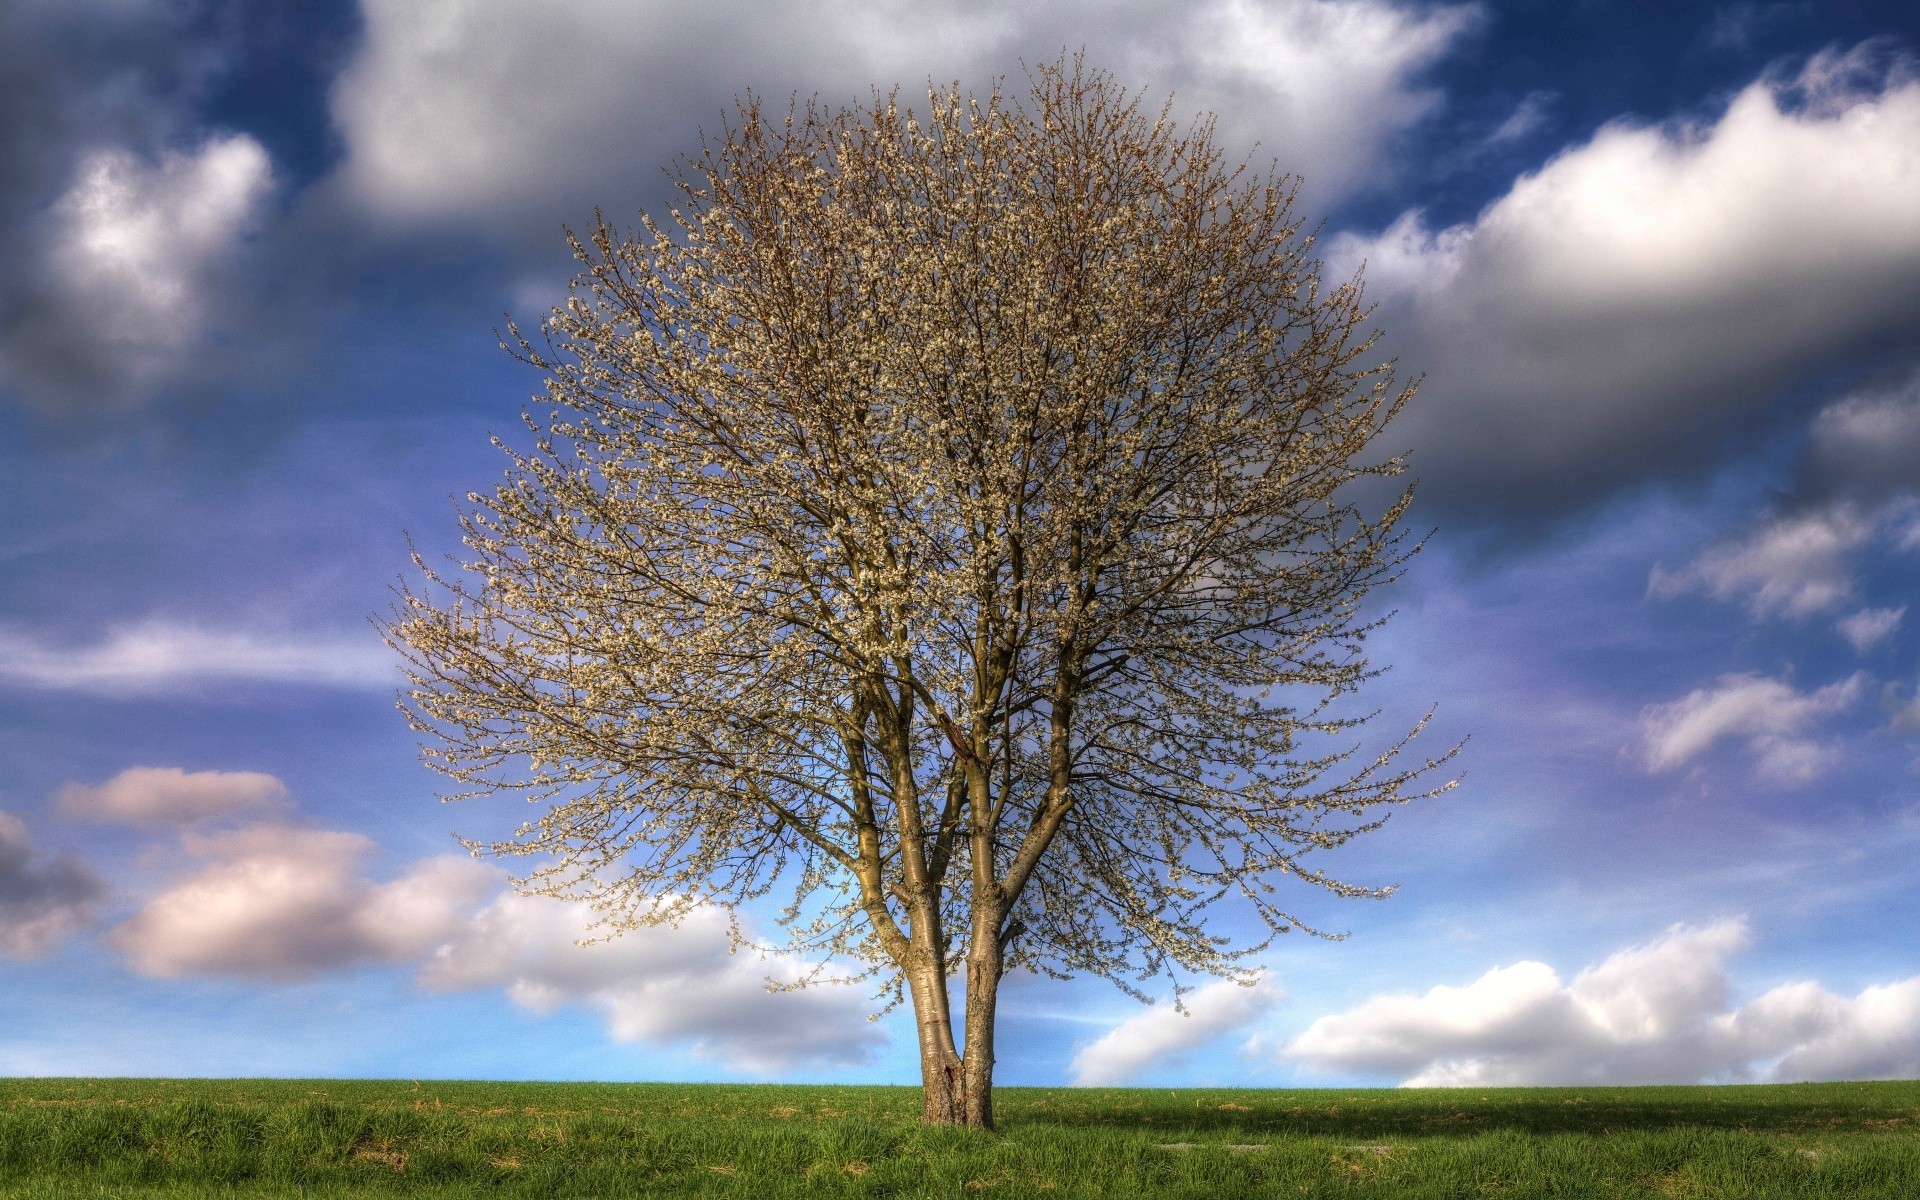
xmin=1286 ymin=920 xmax=1920 ymax=1085
xmin=1070 ymin=974 xmax=1282 ymax=1085
xmin=0 ymin=621 xmax=394 ymax=693
xmin=110 ymin=816 xmax=885 ymax=1071
xmin=418 ymin=893 xmax=885 ymax=1074
xmin=1640 ymin=672 xmax=1864 ymax=784
xmin=1649 ymin=505 xmax=1876 ymax=619
xmin=1838 ymin=606 xmax=1905 ymax=653
xmin=330 ymin=0 xmax=1476 ymax=228
xmin=0 ymin=134 xmax=272 ymax=402
xmin=1332 ymin=48 xmax=1920 ymax=510
xmin=56 ymin=766 xmax=288 ymax=824
xmin=0 ymin=811 xmax=105 ymax=958
xmin=112 ymin=825 xmax=497 ymax=979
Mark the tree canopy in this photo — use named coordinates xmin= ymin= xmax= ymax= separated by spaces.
xmin=388 ymin=59 xmax=1453 ymax=1127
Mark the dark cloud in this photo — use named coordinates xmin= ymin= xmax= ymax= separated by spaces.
xmin=0 ymin=811 xmax=105 ymax=957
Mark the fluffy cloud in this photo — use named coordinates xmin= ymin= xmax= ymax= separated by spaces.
xmin=417 ymin=894 xmax=885 ymax=1074
xmin=1839 ymin=606 xmax=1905 ymax=653
xmin=56 ymin=766 xmax=288 ymax=824
xmin=1333 ymin=48 xmax=1920 ymax=513
xmin=0 ymin=621 xmax=394 ymax=693
xmin=0 ymin=135 xmax=272 ymax=406
xmin=112 ymin=825 xmax=497 ymax=979
xmin=0 ymin=812 xmax=105 ymax=958
xmin=111 ymin=816 xmax=883 ymax=1072
xmin=330 ymin=0 xmax=1475 ymax=230
xmin=1286 ymin=921 xmax=1920 ymax=1085
xmin=1070 ymin=974 xmax=1282 ymax=1085
xmin=1639 ymin=672 xmax=1864 ymax=784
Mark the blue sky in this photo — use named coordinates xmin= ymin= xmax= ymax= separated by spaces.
xmin=3 ymin=0 xmax=1920 ymax=1089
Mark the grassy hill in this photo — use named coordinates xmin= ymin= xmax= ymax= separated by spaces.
xmin=2 ymin=1078 xmax=1916 ymax=1197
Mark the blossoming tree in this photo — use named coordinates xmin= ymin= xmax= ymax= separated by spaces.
xmin=388 ymin=60 xmax=1453 ymax=1128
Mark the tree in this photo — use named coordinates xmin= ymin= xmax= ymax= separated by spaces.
xmin=388 ymin=59 xmax=1452 ymax=1129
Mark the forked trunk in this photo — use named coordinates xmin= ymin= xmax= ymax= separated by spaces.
xmin=908 ymin=937 xmax=1003 ymax=1127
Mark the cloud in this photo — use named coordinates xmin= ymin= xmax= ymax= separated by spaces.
xmin=1888 ymin=681 xmax=1920 ymax=736
xmin=0 ymin=621 xmax=395 ymax=693
xmin=0 ymin=812 xmax=105 ymax=958
xmin=417 ymin=894 xmax=885 ymax=1074
xmin=1286 ymin=921 xmax=1920 ymax=1085
xmin=1487 ymin=90 xmax=1555 ymax=144
xmin=1649 ymin=504 xmax=1877 ymax=618
xmin=0 ymin=135 xmax=272 ymax=406
xmin=112 ymin=825 xmax=497 ymax=979
xmin=1805 ymin=371 xmax=1920 ymax=505
xmin=1838 ymin=606 xmax=1905 ymax=653
xmin=111 ymin=817 xmax=882 ymax=1071
xmin=1332 ymin=47 xmax=1920 ymax=514
xmin=1640 ymin=672 xmax=1864 ymax=784
xmin=1070 ymin=974 xmax=1282 ymax=1085
xmin=329 ymin=0 xmax=1476 ymax=232
xmin=56 ymin=766 xmax=289 ymax=824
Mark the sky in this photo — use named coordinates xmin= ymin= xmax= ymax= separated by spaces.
xmin=3 ymin=0 xmax=1920 ymax=1090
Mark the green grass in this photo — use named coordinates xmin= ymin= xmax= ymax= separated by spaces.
xmin=1 ymin=1078 xmax=1916 ymax=1198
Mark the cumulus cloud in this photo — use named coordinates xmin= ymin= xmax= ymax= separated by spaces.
xmin=0 ymin=621 xmax=394 ymax=693
xmin=1838 ymin=606 xmax=1905 ymax=653
xmin=418 ymin=894 xmax=885 ymax=1074
xmin=112 ymin=825 xmax=497 ymax=979
xmin=0 ymin=135 xmax=272 ymax=406
xmin=1286 ymin=921 xmax=1920 ymax=1085
xmin=330 ymin=0 xmax=1476 ymax=231
xmin=1649 ymin=504 xmax=1878 ymax=619
xmin=1332 ymin=47 xmax=1920 ymax=513
xmin=56 ymin=766 xmax=288 ymax=824
xmin=0 ymin=812 xmax=105 ymax=958
xmin=1640 ymin=672 xmax=1864 ymax=784
xmin=1070 ymin=974 xmax=1282 ymax=1085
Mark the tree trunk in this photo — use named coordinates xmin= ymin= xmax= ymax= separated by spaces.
xmin=907 ymin=958 xmax=969 ymax=1124
xmin=907 ymin=950 xmax=1007 ymax=1127
xmin=961 ymin=936 xmax=1003 ymax=1129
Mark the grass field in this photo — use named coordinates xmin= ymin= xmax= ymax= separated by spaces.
xmin=1 ymin=1078 xmax=1916 ymax=1198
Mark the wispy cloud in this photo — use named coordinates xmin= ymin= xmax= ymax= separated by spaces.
xmin=0 ymin=622 xmax=394 ymax=693
xmin=1839 ymin=606 xmax=1905 ymax=653
xmin=56 ymin=766 xmax=290 ymax=824
xmin=1640 ymin=672 xmax=1864 ymax=784
xmin=1649 ymin=505 xmax=1876 ymax=619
